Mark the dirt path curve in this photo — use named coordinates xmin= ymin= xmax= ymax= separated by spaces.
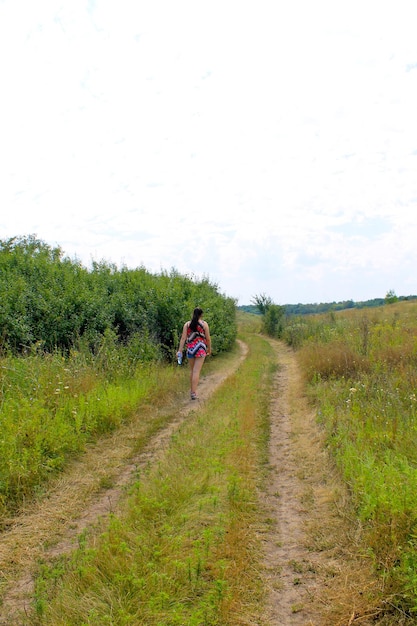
xmin=261 ymin=339 xmax=380 ymax=626
xmin=0 ymin=341 xmax=248 ymax=625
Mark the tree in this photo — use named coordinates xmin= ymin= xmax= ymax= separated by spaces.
xmin=385 ymin=289 xmax=398 ymax=305
xmin=251 ymin=293 xmax=273 ymax=315
xmin=251 ymin=293 xmax=284 ymax=337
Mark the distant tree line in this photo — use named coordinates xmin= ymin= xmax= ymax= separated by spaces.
xmin=240 ymin=294 xmax=417 ymax=317
xmin=0 ymin=236 xmax=236 ymax=358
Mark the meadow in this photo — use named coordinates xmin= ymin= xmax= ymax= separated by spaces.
xmin=0 ymin=338 xmax=180 ymax=520
xmin=0 ymin=235 xmax=236 ymax=521
xmin=1 ymin=237 xmax=275 ymax=624
xmin=28 ymin=315 xmax=273 ymax=625
xmin=283 ymin=300 xmax=417 ymax=613
xmin=3 ymin=235 xmax=417 ymax=620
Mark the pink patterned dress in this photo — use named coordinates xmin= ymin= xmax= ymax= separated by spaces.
xmin=186 ymin=321 xmax=207 ymax=358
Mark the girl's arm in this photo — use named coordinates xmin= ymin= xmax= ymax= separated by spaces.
xmin=178 ymin=322 xmax=189 ymax=353
xmin=203 ymin=322 xmax=212 ymax=355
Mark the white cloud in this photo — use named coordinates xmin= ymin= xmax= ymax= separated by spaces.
xmin=1 ymin=0 xmax=417 ymax=304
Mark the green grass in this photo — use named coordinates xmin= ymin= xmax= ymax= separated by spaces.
xmin=284 ymin=301 xmax=417 ymax=613
xmin=0 ymin=342 xmax=187 ymax=519
xmin=31 ymin=333 xmax=275 ymax=625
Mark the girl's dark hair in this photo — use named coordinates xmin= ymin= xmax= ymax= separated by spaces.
xmin=190 ymin=307 xmax=203 ymax=332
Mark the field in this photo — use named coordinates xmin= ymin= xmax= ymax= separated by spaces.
xmin=283 ymin=300 xmax=417 ymax=616
xmin=1 ymin=315 xmax=274 ymax=624
xmin=2 ymin=243 xmax=417 ymax=624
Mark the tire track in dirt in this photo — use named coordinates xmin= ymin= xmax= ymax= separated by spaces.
xmin=0 ymin=341 xmax=248 ymax=625
xmin=261 ymin=339 xmax=381 ymax=626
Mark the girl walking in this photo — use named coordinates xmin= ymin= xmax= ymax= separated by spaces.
xmin=177 ymin=307 xmax=211 ymax=400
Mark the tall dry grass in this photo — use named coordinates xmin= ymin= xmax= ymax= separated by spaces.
xmin=284 ymin=301 xmax=417 ymax=616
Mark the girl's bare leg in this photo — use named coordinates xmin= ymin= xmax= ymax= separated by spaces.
xmin=189 ymin=356 xmax=206 ymax=395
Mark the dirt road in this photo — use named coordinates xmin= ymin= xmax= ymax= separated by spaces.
xmin=261 ymin=339 xmax=384 ymax=626
xmin=0 ymin=338 xmax=382 ymax=625
xmin=0 ymin=341 xmax=248 ymax=624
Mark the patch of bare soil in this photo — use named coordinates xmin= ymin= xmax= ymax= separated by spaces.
xmin=0 ymin=342 xmax=248 ymax=625
xmin=261 ymin=339 xmax=386 ymax=626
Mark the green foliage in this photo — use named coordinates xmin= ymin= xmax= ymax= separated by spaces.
xmin=385 ymin=289 xmax=399 ymax=305
xmin=285 ymin=301 xmax=417 ymax=612
xmin=238 ymin=304 xmax=262 ymax=316
xmin=250 ymin=294 xmax=284 ymax=338
xmin=263 ymin=304 xmax=285 ymax=338
xmin=0 ymin=236 xmax=236 ymax=358
xmin=250 ymin=293 xmax=273 ymax=315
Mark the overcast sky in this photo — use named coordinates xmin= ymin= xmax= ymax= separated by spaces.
xmin=1 ymin=1 xmax=416 ymax=305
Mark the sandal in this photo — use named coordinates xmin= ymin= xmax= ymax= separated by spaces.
xmin=190 ymin=392 xmax=198 ymax=400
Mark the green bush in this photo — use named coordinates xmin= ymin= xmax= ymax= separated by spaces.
xmin=0 ymin=236 xmax=236 ymax=358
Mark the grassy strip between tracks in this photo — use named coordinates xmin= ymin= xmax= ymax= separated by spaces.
xmin=32 ymin=329 xmax=275 ymax=625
